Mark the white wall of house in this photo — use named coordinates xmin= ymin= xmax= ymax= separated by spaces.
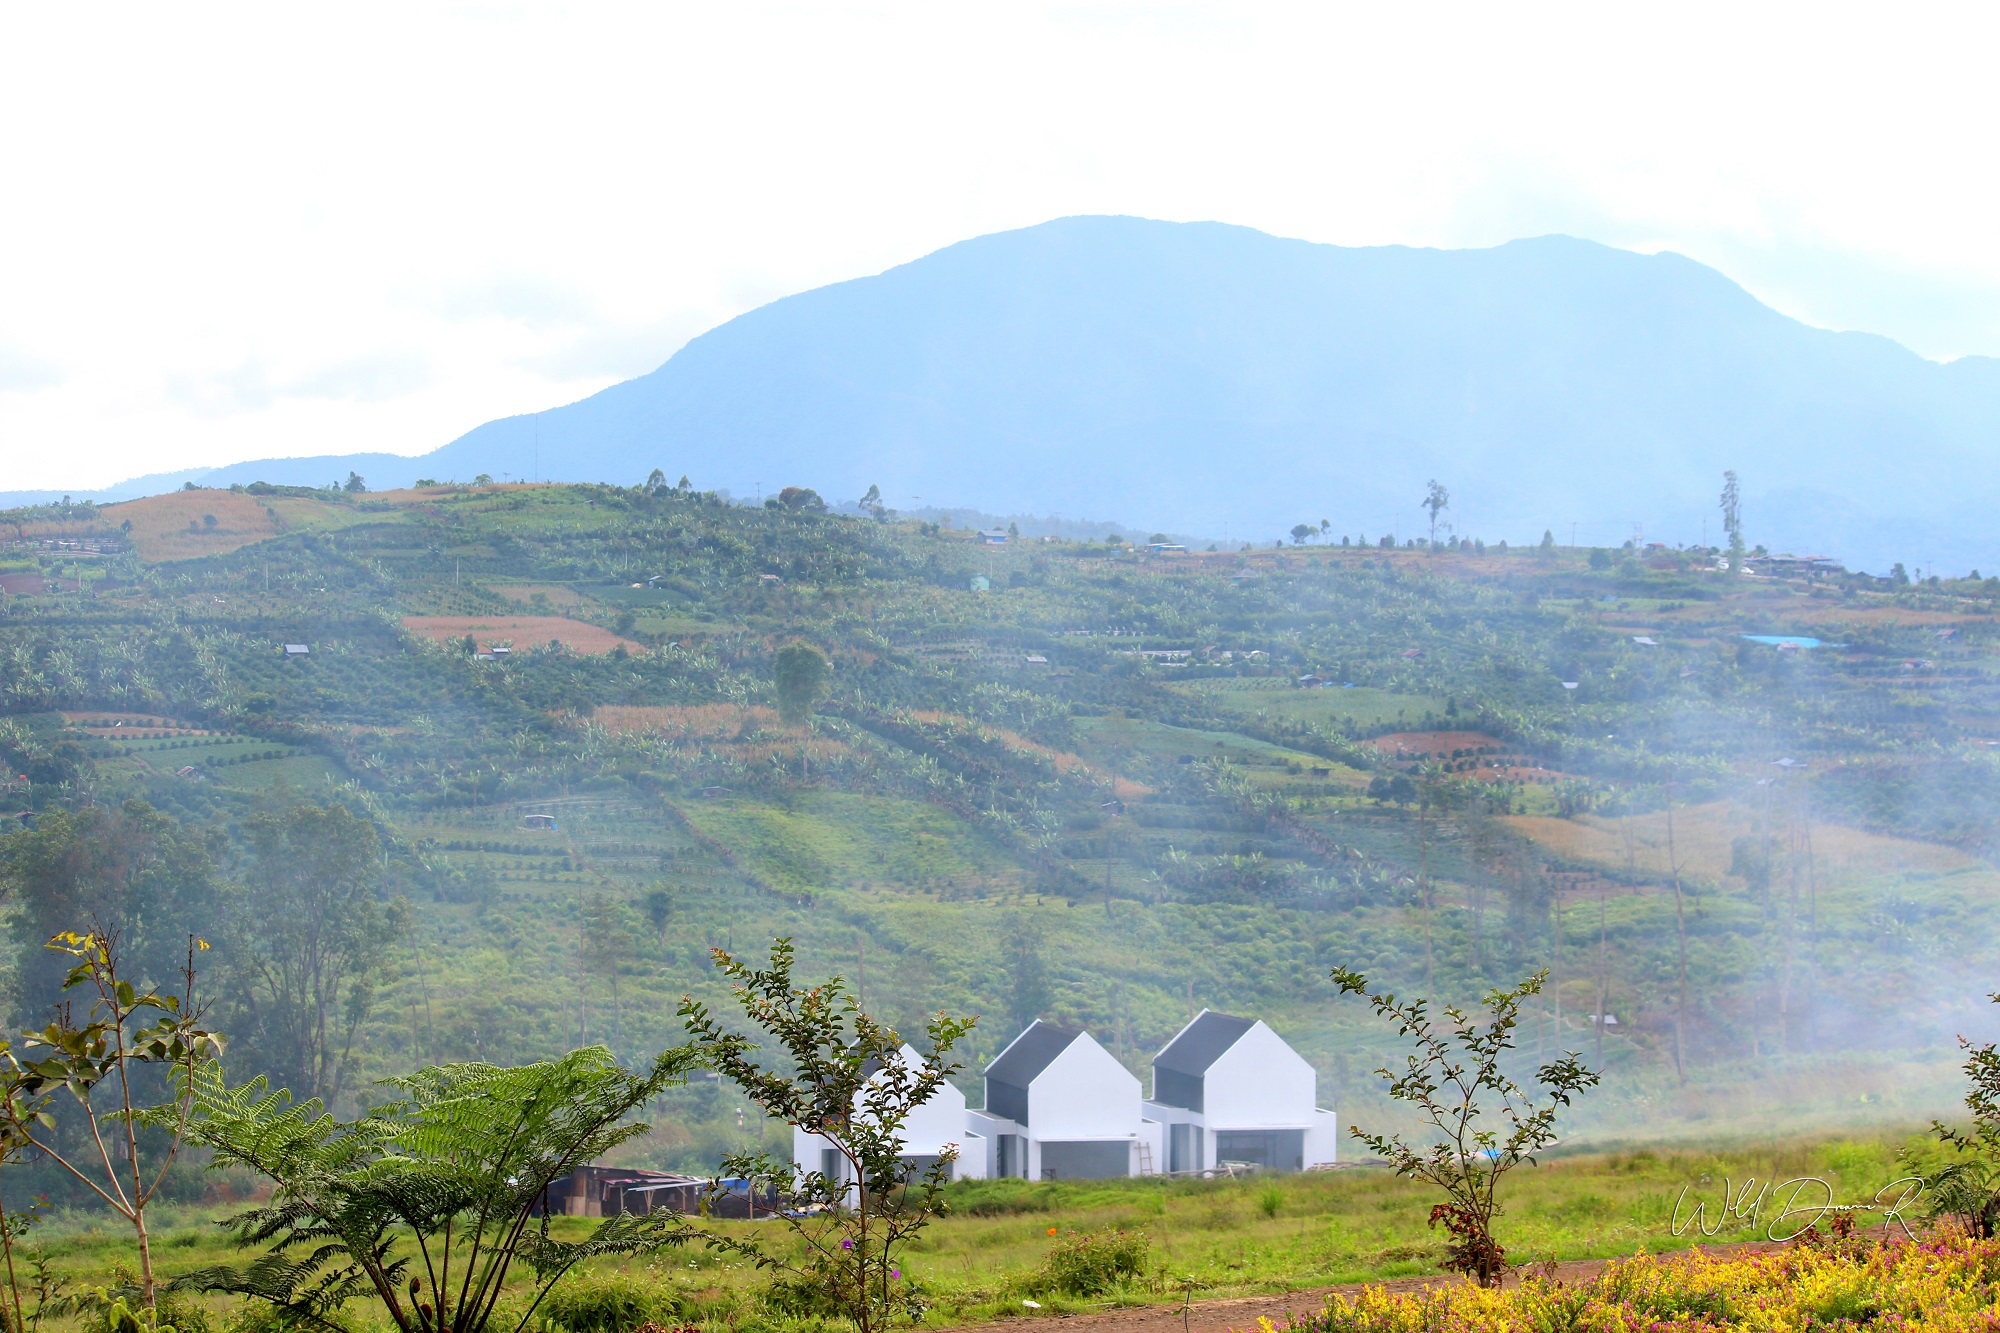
xmin=790 ymin=1044 xmax=976 ymax=1182
xmin=1137 ymin=1116 xmax=1166 ymax=1175
xmin=899 ymin=1071 xmax=970 ymax=1157
xmin=1026 ymin=1031 xmax=1141 ymax=1141
xmin=1202 ymin=1022 xmax=1317 ymax=1129
xmin=1306 ymin=1109 xmax=1339 ymax=1167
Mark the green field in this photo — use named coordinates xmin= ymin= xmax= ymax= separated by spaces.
xmin=1169 ymin=680 xmax=1444 ymax=731
xmin=679 ymin=792 xmax=1027 ymax=895
xmin=10 ymin=1130 xmax=1932 ymax=1332
xmin=7 ymin=480 xmax=2000 ymax=1222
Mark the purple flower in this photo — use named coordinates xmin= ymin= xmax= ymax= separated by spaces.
xmin=891 ymin=1269 xmax=901 ymax=1279
xmin=841 ymin=1240 xmax=853 ymax=1250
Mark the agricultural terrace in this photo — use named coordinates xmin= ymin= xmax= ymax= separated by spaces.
xmin=1 ymin=480 xmax=1999 ymax=1168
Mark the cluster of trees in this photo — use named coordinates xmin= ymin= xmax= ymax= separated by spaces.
xmin=0 ymin=800 xmax=400 ymax=1127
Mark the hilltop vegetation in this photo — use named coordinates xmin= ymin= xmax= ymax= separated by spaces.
xmin=3 ymin=479 xmax=2000 ymax=1170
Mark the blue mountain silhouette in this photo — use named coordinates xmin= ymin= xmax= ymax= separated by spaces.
xmin=53 ymin=217 xmax=2000 ymax=572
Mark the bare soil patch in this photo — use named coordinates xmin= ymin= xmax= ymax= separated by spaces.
xmin=594 ymin=705 xmax=780 ymax=738
xmin=1363 ymin=730 xmax=1557 ymax=783
xmin=101 ymin=490 xmax=283 ymax=561
xmin=0 ymin=573 xmax=79 ymax=594
xmin=1364 ymin=730 xmax=1499 ymax=757
xmin=402 ymin=615 xmax=643 ymax=655
xmin=1505 ymin=800 xmax=1984 ymax=885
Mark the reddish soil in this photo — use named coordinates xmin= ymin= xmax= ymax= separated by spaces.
xmin=0 ymin=573 xmax=79 ymax=594
xmin=401 ymin=615 xmax=644 ymax=656
xmin=100 ymin=490 xmax=283 ymax=562
xmin=1364 ymin=731 xmax=1558 ymax=783
xmin=1364 ymin=731 xmax=1499 ymax=757
xmin=963 ymin=1244 xmax=1781 ymax=1333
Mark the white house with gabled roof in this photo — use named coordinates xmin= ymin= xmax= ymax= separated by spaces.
xmin=791 ymin=1043 xmax=986 ymax=1187
xmin=1144 ymin=1010 xmax=1337 ymax=1173
xmin=965 ymin=1021 xmax=1154 ymax=1180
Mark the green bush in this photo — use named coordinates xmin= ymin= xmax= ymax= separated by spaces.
xmin=224 ymin=1301 xmax=362 ymax=1333
xmin=71 ymin=1287 xmax=217 ymax=1333
xmin=537 ymin=1271 xmax=681 ymax=1333
xmin=1023 ymin=1228 xmax=1151 ymax=1297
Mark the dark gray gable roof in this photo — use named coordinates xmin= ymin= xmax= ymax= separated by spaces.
xmin=1153 ymin=1010 xmax=1255 ymax=1078
xmin=985 ymin=1020 xmax=1081 ymax=1086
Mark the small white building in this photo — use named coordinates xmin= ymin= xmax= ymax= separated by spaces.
xmin=791 ymin=1044 xmax=984 ymax=1186
xmin=1144 ymin=1011 xmax=1338 ymax=1173
xmin=968 ymin=1021 xmax=1152 ymax=1180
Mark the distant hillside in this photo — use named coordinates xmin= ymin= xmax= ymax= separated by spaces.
xmin=46 ymin=218 xmax=2000 ymax=571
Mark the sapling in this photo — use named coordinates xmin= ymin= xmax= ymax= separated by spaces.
xmin=1330 ymin=967 xmax=1597 ymax=1286
xmin=679 ymin=938 xmax=972 ymax=1333
xmin=1908 ymin=990 xmax=2000 ymax=1237
xmin=0 ymin=927 xmax=221 ymax=1320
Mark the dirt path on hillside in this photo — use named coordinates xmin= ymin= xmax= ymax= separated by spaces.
xmin=958 ymin=1243 xmax=1781 ymax=1333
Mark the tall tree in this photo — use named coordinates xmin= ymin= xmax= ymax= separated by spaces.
xmin=1423 ymin=480 xmax=1450 ymax=547
xmin=233 ymin=803 xmax=400 ymax=1106
xmin=0 ymin=802 xmax=218 ymax=1022
xmin=1003 ymin=914 xmax=1051 ymax=1036
xmin=773 ymin=642 xmax=832 ymax=778
xmin=1720 ymin=470 xmax=1746 ymax=575
xmin=773 ymin=642 xmax=831 ymax=728
xmin=581 ymin=893 xmax=632 ymax=1056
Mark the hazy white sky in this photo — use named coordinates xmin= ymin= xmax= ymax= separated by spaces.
xmin=5 ymin=2 xmax=2000 ymax=491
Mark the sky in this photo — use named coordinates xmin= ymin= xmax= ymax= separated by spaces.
xmin=5 ymin=2 xmax=2000 ymax=492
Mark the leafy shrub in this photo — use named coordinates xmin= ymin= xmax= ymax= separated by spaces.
xmin=64 ymin=1283 xmax=217 ymax=1333
xmin=224 ymin=1301 xmax=362 ymax=1333
xmin=538 ymin=1272 xmax=681 ymax=1333
xmin=1023 ymin=1229 xmax=1150 ymax=1297
xmin=1257 ymin=1185 xmax=1284 ymax=1219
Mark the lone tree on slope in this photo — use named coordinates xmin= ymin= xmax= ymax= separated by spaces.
xmin=1423 ymin=480 xmax=1450 ymax=547
xmin=774 ymin=641 xmax=831 ymax=729
xmin=1720 ymin=470 xmax=1747 ymax=575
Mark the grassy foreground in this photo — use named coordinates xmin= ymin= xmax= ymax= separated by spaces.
xmin=15 ymin=1131 xmax=1929 ymax=1331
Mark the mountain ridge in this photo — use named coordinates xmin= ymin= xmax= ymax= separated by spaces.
xmin=23 ymin=217 xmax=2000 ymax=572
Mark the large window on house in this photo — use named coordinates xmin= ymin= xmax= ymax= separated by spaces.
xmin=1039 ymin=1140 xmax=1130 ymax=1180
xmin=1214 ymin=1129 xmax=1305 ymax=1171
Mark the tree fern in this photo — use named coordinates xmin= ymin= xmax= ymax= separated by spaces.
xmin=181 ymin=1046 xmax=700 ymax=1333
